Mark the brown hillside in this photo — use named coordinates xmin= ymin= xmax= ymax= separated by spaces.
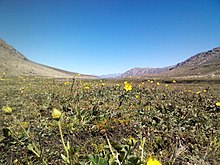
xmin=121 ymin=46 xmax=220 ymax=78
xmin=166 ymin=46 xmax=220 ymax=77
xmin=0 ymin=39 xmax=96 ymax=78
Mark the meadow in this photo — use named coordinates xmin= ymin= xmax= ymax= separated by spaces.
xmin=0 ymin=76 xmax=220 ymax=165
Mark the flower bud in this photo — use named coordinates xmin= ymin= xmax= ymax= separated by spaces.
xmin=52 ymin=108 xmax=61 ymax=120
xmin=2 ymin=106 xmax=12 ymax=114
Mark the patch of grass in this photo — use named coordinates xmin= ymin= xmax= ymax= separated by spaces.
xmin=0 ymin=77 xmax=220 ymax=164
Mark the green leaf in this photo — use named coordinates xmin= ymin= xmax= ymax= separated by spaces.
xmin=128 ymin=156 xmax=142 ymax=165
xmin=61 ymin=154 xmax=70 ymax=164
xmin=2 ymin=128 xmax=11 ymax=137
xmin=27 ymin=144 xmax=40 ymax=157
xmin=89 ymin=155 xmax=108 ymax=165
xmin=61 ymin=154 xmax=68 ymax=162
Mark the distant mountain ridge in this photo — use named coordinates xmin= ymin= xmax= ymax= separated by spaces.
xmin=166 ymin=46 xmax=220 ymax=77
xmin=0 ymin=38 xmax=96 ymax=78
xmin=100 ymin=73 xmax=122 ymax=78
xmin=120 ymin=46 xmax=220 ymax=78
xmin=171 ymin=47 xmax=220 ymax=68
xmin=121 ymin=66 xmax=173 ymax=77
xmin=1 ymin=37 xmax=219 ymax=78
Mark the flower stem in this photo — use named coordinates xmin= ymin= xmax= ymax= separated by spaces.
xmin=105 ymin=133 xmax=121 ymax=165
xmin=58 ymin=120 xmax=70 ymax=164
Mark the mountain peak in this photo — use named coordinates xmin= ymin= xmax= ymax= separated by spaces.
xmin=175 ymin=46 xmax=220 ymax=68
xmin=120 ymin=46 xmax=220 ymax=78
xmin=121 ymin=66 xmax=173 ymax=77
xmin=0 ymin=38 xmax=28 ymax=60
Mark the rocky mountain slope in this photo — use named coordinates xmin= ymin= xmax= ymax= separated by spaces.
xmin=121 ymin=46 xmax=220 ymax=78
xmin=166 ymin=46 xmax=220 ymax=77
xmin=0 ymin=39 xmax=95 ymax=78
xmin=1 ymin=37 xmax=219 ymax=78
xmin=121 ymin=66 xmax=173 ymax=77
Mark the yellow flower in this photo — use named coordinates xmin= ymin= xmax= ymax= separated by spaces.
xmin=20 ymin=122 xmax=30 ymax=129
xmin=146 ymin=156 xmax=161 ymax=165
xmin=64 ymin=81 xmax=70 ymax=85
xmin=203 ymin=90 xmax=207 ymax=93
xmin=52 ymin=108 xmax=61 ymax=119
xmin=135 ymin=95 xmax=139 ymax=99
xmin=172 ymin=80 xmax=176 ymax=83
xmin=165 ymin=84 xmax=169 ymax=87
xmin=156 ymin=82 xmax=160 ymax=86
xmin=2 ymin=106 xmax=12 ymax=114
xmin=216 ymin=102 xmax=220 ymax=107
xmin=85 ymin=86 xmax=90 ymax=89
xmin=196 ymin=91 xmax=201 ymax=94
xmin=124 ymin=82 xmax=132 ymax=91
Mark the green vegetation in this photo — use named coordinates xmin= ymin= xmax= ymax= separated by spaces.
xmin=0 ymin=77 xmax=220 ymax=164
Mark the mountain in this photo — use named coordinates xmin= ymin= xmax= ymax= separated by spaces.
xmin=121 ymin=66 xmax=173 ymax=77
xmin=0 ymin=38 xmax=96 ymax=78
xmin=166 ymin=46 xmax=220 ymax=77
xmin=121 ymin=46 xmax=220 ymax=78
xmin=1 ymin=37 xmax=219 ymax=78
xmin=100 ymin=73 xmax=122 ymax=79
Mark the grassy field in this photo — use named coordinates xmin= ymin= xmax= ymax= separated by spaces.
xmin=0 ymin=77 xmax=220 ymax=164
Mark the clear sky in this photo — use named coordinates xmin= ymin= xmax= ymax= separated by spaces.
xmin=0 ymin=0 xmax=220 ymax=75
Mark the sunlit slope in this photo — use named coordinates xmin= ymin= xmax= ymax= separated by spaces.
xmin=166 ymin=46 xmax=220 ymax=77
xmin=121 ymin=46 xmax=220 ymax=78
xmin=0 ymin=39 xmax=96 ymax=78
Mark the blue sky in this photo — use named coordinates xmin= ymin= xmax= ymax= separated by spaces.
xmin=0 ymin=0 xmax=220 ymax=75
